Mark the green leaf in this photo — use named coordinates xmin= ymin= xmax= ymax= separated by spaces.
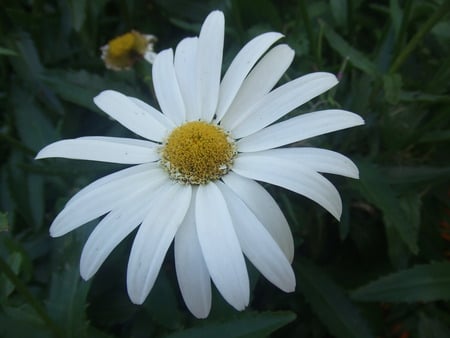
xmin=355 ymin=162 xmax=419 ymax=257
xmin=46 ymin=263 xmax=91 ymax=338
xmin=352 ymin=262 xmax=450 ymax=302
xmin=46 ymin=233 xmax=91 ymax=338
xmin=382 ymin=166 xmax=450 ymax=185
xmin=418 ymin=130 xmax=450 ymax=143
xmin=143 ymin=270 xmax=183 ymax=330
xmin=42 ymin=69 xmax=137 ymax=111
xmin=330 ymin=0 xmax=348 ymax=28
xmin=27 ymin=173 xmax=45 ymax=229
xmin=11 ymin=86 xmax=59 ymax=152
xmin=68 ymin=0 xmax=87 ymax=31
xmin=0 ymin=251 xmax=21 ymax=299
xmin=165 ymin=311 xmax=296 ymax=338
xmin=383 ymin=73 xmax=402 ymax=104
xmin=399 ymin=91 xmax=450 ymax=103
xmin=0 ymin=46 xmax=17 ymax=56
xmin=0 ymin=304 xmax=51 ymax=338
xmin=0 ymin=212 xmax=8 ymax=232
xmin=296 ymin=258 xmax=374 ymax=338
xmin=418 ymin=312 xmax=450 ymax=338
xmin=321 ymin=21 xmax=379 ymax=77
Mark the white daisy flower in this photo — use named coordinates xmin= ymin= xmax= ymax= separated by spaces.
xmin=36 ymin=10 xmax=364 ymax=318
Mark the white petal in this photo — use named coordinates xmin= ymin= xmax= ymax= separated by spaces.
xmin=50 ymin=165 xmax=166 ymax=237
xmin=231 ymin=72 xmax=339 ymax=138
xmin=93 ymin=90 xmax=170 ymax=142
xmin=217 ymin=182 xmax=295 ymax=292
xmin=174 ymin=37 xmax=201 ymax=121
xmin=197 ymin=11 xmax=224 ymax=121
xmin=233 ymin=154 xmax=342 ymax=220
xmin=237 ymin=109 xmax=365 ymax=152
xmin=196 ymin=183 xmax=249 ymax=310
xmin=175 ymin=188 xmax=211 ymax=319
xmin=36 ymin=137 xmax=159 ymax=164
xmin=152 ymin=49 xmax=186 ymax=124
xmin=66 ymin=162 xmax=157 ymax=207
xmin=220 ymin=44 xmax=295 ymax=130
xmin=127 ymin=96 xmax=175 ymax=130
xmin=222 ymin=172 xmax=294 ymax=262
xmin=215 ymin=32 xmax=283 ymax=121
xmin=127 ymin=182 xmax=192 ymax=304
xmin=80 ymin=184 xmax=158 ymax=280
xmin=244 ymin=148 xmax=359 ymax=179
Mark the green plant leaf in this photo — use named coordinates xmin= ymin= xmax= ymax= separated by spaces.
xmin=46 ymin=264 xmax=90 ymax=338
xmin=68 ymin=0 xmax=87 ymax=32
xmin=165 ymin=311 xmax=296 ymax=338
xmin=321 ymin=21 xmax=379 ymax=77
xmin=46 ymin=234 xmax=92 ymax=338
xmin=383 ymin=73 xmax=402 ymax=104
xmin=0 ymin=251 xmax=21 ymax=300
xmin=296 ymin=258 xmax=374 ymax=338
xmin=0 ymin=46 xmax=17 ymax=56
xmin=355 ymin=162 xmax=420 ymax=257
xmin=11 ymin=86 xmax=59 ymax=152
xmin=0 ymin=304 xmax=51 ymax=338
xmin=382 ymin=166 xmax=450 ymax=185
xmin=330 ymin=0 xmax=348 ymax=28
xmin=42 ymin=69 xmax=137 ymax=111
xmin=0 ymin=212 xmax=8 ymax=232
xmin=418 ymin=130 xmax=450 ymax=143
xmin=352 ymin=262 xmax=450 ymax=302
xmin=418 ymin=312 xmax=450 ymax=338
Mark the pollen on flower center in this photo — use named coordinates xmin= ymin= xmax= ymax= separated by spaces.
xmin=108 ymin=33 xmax=135 ymax=57
xmin=160 ymin=121 xmax=236 ymax=185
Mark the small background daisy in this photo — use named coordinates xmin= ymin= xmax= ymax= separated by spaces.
xmin=1 ymin=1 xmax=450 ymax=338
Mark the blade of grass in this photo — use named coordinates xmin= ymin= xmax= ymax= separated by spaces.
xmin=390 ymin=1 xmax=450 ymax=72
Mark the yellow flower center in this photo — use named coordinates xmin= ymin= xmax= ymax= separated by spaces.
xmin=102 ymin=31 xmax=155 ymax=70
xmin=108 ymin=33 xmax=136 ymax=57
xmin=160 ymin=121 xmax=236 ymax=185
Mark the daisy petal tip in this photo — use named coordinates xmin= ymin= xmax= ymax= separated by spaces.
xmin=127 ymin=288 xmax=145 ymax=305
xmin=34 ymin=149 xmax=46 ymax=160
xmin=356 ymin=114 xmax=366 ymax=126
xmin=79 ymin=269 xmax=91 ymax=282
xmin=49 ymin=225 xmax=63 ymax=238
xmin=208 ymin=10 xmax=225 ymax=21
xmin=93 ymin=89 xmax=116 ymax=102
xmin=191 ymin=307 xmax=210 ymax=319
xmin=281 ymin=278 xmax=296 ymax=293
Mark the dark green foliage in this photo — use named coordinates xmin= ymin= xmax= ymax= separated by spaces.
xmin=1 ymin=0 xmax=449 ymax=337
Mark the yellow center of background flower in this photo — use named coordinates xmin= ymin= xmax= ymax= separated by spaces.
xmin=108 ymin=33 xmax=136 ymax=57
xmin=102 ymin=31 xmax=153 ymax=70
xmin=160 ymin=121 xmax=236 ymax=185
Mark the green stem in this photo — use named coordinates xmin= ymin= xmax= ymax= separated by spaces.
xmin=390 ymin=1 xmax=450 ymax=73
xmin=0 ymin=256 xmax=64 ymax=337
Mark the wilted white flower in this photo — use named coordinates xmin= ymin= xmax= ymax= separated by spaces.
xmin=37 ymin=11 xmax=364 ymax=318
xmin=101 ymin=30 xmax=157 ymax=70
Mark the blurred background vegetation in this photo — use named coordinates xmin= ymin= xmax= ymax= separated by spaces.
xmin=1 ymin=0 xmax=450 ymax=337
